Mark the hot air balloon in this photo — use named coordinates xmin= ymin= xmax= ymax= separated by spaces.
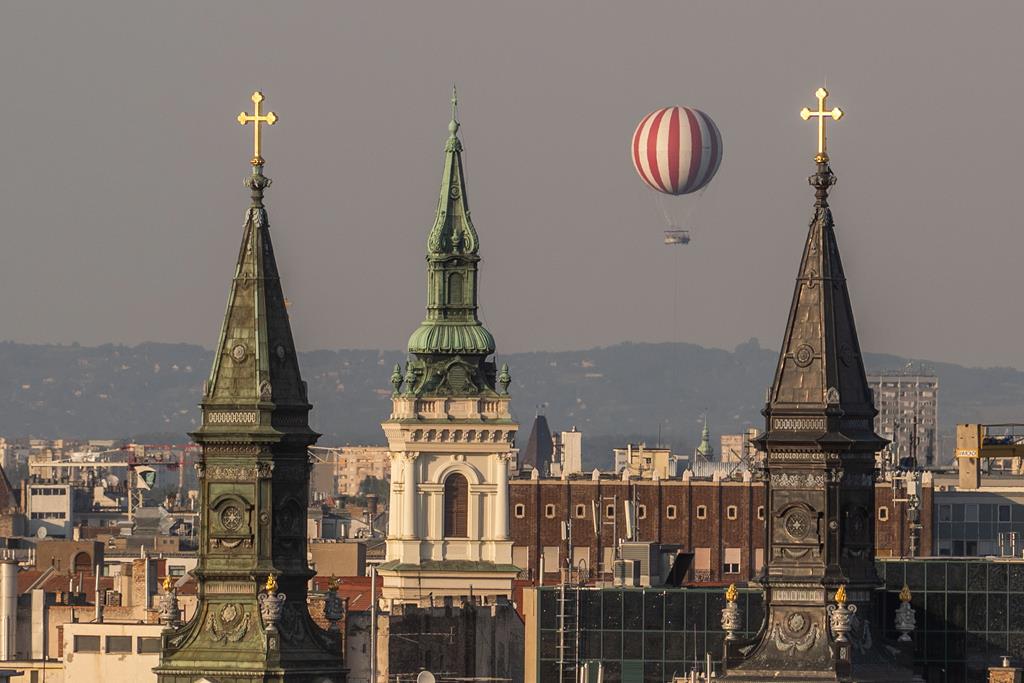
xmin=631 ymin=106 xmax=723 ymax=245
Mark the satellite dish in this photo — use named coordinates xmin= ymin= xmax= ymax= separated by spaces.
xmin=416 ymin=672 xmax=436 ymax=683
xmin=36 ymin=527 xmax=48 ymax=539
xmin=104 ymin=474 xmax=120 ymax=488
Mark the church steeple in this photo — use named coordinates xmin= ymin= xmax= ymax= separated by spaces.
xmin=402 ymin=88 xmax=500 ymax=397
xmin=724 ymin=88 xmax=906 ymax=682
xmin=157 ymin=91 xmax=342 ymax=683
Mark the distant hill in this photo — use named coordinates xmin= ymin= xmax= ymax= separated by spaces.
xmin=2 ymin=339 xmax=1024 ymax=468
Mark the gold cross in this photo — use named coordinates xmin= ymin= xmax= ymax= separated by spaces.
xmin=800 ymin=87 xmax=843 ymax=162
xmin=237 ymin=91 xmax=278 ymax=166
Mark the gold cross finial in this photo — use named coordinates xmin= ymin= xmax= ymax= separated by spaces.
xmin=800 ymin=87 xmax=843 ymax=163
xmin=237 ymin=91 xmax=278 ymax=166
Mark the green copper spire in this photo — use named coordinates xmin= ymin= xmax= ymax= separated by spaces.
xmin=696 ymin=415 xmax=714 ymax=459
xmin=402 ymin=89 xmax=501 ymax=397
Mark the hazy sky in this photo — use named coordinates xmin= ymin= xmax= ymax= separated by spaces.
xmin=0 ymin=2 xmax=1021 ymax=368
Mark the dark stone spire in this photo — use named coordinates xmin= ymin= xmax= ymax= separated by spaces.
xmin=764 ymin=160 xmax=879 ymax=429
xmin=724 ymin=156 xmax=914 ymax=680
xmin=157 ymin=93 xmax=342 ymax=682
xmin=521 ymin=414 xmax=553 ymax=475
xmin=400 ymin=88 xmax=501 ymax=398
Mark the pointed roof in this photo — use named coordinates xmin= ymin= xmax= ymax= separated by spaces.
xmin=195 ymin=160 xmax=313 ymax=438
xmin=399 ymin=89 xmax=504 ymax=399
xmin=426 ymin=86 xmax=481 ymax=259
xmin=759 ymin=159 xmax=885 ymax=450
xmin=522 ymin=414 xmax=553 ymax=473
xmin=407 ymin=87 xmax=495 ymax=359
xmin=696 ymin=416 xmax=714 ymax=459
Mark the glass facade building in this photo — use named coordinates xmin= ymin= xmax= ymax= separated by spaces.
xmin=531 ymin=558 xmax=1024 ymax=683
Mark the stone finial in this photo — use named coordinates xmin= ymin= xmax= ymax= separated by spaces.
xmin=827 ymin=585 xmax=856 ymax=643
xmin=498 ymin=363 xmax=511 ymax=395
xmin=721 ymin=584 xmax=742 ymax=640
xmin=895 ymin=583 xmax=916 ymax=643
xmin=390 ymin=364 xmax=403 ymax=394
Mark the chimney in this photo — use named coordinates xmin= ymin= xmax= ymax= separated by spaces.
xmin=366 ymin=493 xmax=379 ymax=535
xmin=94 ymin=565 xmax=103 ymax=623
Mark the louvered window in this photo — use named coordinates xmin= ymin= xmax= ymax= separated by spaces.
xmin=443 ymin=473 xmax=469 ymax=538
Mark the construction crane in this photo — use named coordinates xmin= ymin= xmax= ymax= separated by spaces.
xmin=955 ymin=423 xmax=1024 ymax=489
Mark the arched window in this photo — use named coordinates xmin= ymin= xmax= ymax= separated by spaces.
xmin=443 ymin=473 xmax=469 ymax=538
xmin=448 ymin=272 xmax=464 ymax=305
xmin=73 ymin=552 xmax=91 ymax=575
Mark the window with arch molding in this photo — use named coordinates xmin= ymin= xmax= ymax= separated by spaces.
xmin=696 ymin=505 xmax=708 ymax=520
xmin=757 ymin=506 xmax=765 ymax=520
xmin=727 ymin=505 xmax=738 ymax=520
xmin=443 ymin=473 xmax=469 ymax=538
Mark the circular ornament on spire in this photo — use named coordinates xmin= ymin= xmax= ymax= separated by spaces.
xmin=631 ymin=106 xmax=723 ymax=195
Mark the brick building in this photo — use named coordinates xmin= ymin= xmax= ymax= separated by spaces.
xmin=509 ymin=474 xmax=933 ymax=584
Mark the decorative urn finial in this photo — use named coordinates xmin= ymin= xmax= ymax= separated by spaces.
xmin=324 ymin=576 xmax=344 ymax=633
xmin=258 ymin=574 xmax=286 ymax=631
xmin=895 ymin=584 xmax=916 ymax=642
xmin=158 ymin=576 xmax=182 ymax=629
xmin=721 ymin=583 xmax=742 ymax=640
xmin=827 ymin=584 xmax=855 ymax=643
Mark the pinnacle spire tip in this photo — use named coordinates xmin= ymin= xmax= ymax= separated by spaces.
xmin=449 ymin=85 xmax=460 ymax=136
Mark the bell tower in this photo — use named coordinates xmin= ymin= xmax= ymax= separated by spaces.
xmin=722 ymin=88 xmax=917 ymax=682
xmin=155 ymin=92 xmax=344 ymax=683
xmin=377 ymin=89 xmax=519 ymax=605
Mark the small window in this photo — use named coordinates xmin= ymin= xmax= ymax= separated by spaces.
xmin=74 ymin=635 xmax=101 ymax=653
xmin=136 ymin=637 xmax=161 ymax=654
xmin=575 ymin=504 xmax=586 ymax=519
xmin=666 ymin=505 xmax=677 ymax=520
xmin=514 ymin=504 xmax=526 ymax=519
xmin=878 ymin=506 xmax=889 ymax=521
xmin=757 ymin=506 xmax=765 ymax=520
xmin=168 ymin=565 xmax=185 ymax=577
xmin=606 ymin=505 xmax=615 ymax=519
xmin=637 ymin=504 xmax=647 ymax=520
xmin=726 ymin=505 xmax=738 ymax=520
xmin=545 ymin=504 xmax=556 ymax=519
xmin=696 ymin=505 xmax=707 ymax=520
xmin=723 ymin=546 xmax=741 ymax=574
xmin=106 ymin=635 xmax=133 ymax=653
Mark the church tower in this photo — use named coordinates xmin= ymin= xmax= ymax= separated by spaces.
xmin=378 ymin=90 xmax=519 ymax=605
xmin=156 ymin=92 xmax=345 ymax=683
xmin=723 ymin=88 xmax=916 ymax=681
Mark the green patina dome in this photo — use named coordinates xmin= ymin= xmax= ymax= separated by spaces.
xmin=407 ymin=321 xmax=495 ymax=356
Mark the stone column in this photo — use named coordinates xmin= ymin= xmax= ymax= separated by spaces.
xmin=403 ymin=453 xmax=418 ymax=539
xmin=388 ymin=453 xmax=402 ymax=538
xmin=495 ymin=453 xmax=510 ymax=540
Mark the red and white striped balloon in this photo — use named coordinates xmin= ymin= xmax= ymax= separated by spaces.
xmin=631 ymin=107 xmax=722 ymax=196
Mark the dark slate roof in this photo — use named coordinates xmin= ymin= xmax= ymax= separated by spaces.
xmin=759 ymin=160 xmax=886 ymax=450
xmin=521 ymin=414 xmax=553 ymax=473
